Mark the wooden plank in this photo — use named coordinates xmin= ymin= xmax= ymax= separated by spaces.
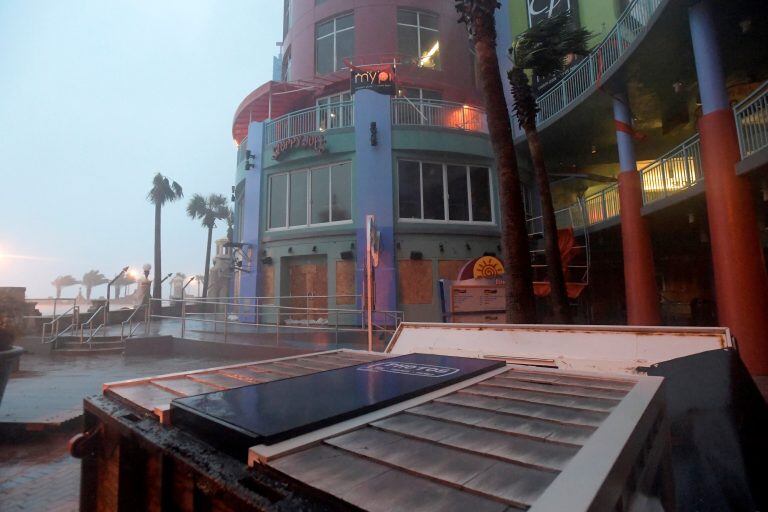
xmin=397 ymin=260 xmax=434 ymax=305
xmin=466 ymin=384 xmax=620 ymax=412
xmin=483 ymin=376 xmax=630 ymax=400
xmin=502 ymin=368 xmax=636 ymax=390
xmin=270 ymin=445 xmax=513 ymax=512
xmin=438 ymin=392 xmax=608 ymax=428
xmin=106 ymin=384 xmax=182 ymax=414
xmin=326 ymin=427 xmax=556 ymax=507
xmin=261 ymin=264 xmax=275 ymax=298
xmin=215 ymin=367 xmax=272 ymax=383
xmin=187 ymin=373 xmax=252 ymax=389
xmin=246 ymin=363 xmax=307 ymax=378
xmin=407 ymin=401 xmax=594 ymax=445
xmin=150 ymin=378 xmax=221 ymax=396
xmin=372 ymin=413 xmax=578 ymax=471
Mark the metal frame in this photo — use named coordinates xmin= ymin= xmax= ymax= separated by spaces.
xmin=734 ymin=79 xmax=768 ymax=158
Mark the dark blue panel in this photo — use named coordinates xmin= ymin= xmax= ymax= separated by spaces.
xmin=170 ymin=353 xmax=503 ymax=458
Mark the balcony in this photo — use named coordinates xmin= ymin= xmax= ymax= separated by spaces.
xmin=735 ymin=80 xmax=768 ymax=160
xmin=264 ymin=102 xmax=354 ymax=146
xmin=577 ymin=134 xmax=703 ymax=227
xmin=391 ymin=99 xmax=488 ymax=134
xmin=513 ymin=0 xmax=665 ymax=138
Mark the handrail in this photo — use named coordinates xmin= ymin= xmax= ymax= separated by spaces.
xmin=391 ymin=98 xmax=488 ymax=133
xmin=80 ymin=305 xmax=105 ymax=343
xmin=264 ymin=101 xmax=354 ymax=145
xmin=84 ymin=323 xmax=105 ymax=345
xmin=40 ymin=306 xmax=77 ymax=343
xmin=236 ymin=136 xmax=249 ymax=164
xmin=120 ymin=305 xmax=146 ymax=341
xmin=521 ymin=0 xmax=663 ymax=131
xmin=734 ymin=79 xmax=768 ymax=158
xmin=47 ymin=323 xmax=76 ymax=347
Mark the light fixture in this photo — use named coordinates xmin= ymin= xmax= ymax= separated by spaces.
xmin=439 ymin=243 xmax=444 ymax=253
xmin=688 ymin=213 xmax=695 ymax=224
xmin=590 ymin=145 xmax=598 ymax=155
xmin=288 ymin=247 xmax=293 ymax=253
xmin=312 ymin=246 xmax=317 ymax=252
xmin=410 ymin=251 xmax=423 ymax=260
xmin=419 ymin=41 xmax=440 ymax=67
xmin=465 ymin=243 xmax=471 ymax=251
xmin=672 ymin=81 xmax=684 ymax=93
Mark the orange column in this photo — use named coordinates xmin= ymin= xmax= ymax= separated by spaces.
xmin=691 ymin=0 xmax=768 ymax=374
xmin=614 ymin=95 xmax=661 ymax=325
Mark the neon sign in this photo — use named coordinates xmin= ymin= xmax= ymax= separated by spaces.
xmin=350 ymin=66 xmax=396 ymax=95
xmin=272 ymin=134 xmax=327 ymax=161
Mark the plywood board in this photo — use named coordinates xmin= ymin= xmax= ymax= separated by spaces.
xmin=335 ymin=260 xmax=356 ymax=305
xmin=261 ymin=264 xmax=275 ymax=298
xmin=397 ymin=260 xmax=434 ymax=305
xmin=438 ymin=259 xmax=469 ymax=281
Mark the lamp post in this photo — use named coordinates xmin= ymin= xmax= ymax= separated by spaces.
xmin=105 ymin=266 xmax=129 ymax=326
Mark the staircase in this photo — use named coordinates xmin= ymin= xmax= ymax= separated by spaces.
xmin=52 ymin=335 xmax=125 ymax=354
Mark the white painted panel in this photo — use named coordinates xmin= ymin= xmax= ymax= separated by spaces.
xmin=387 ymin=323 xmax=732 ymax=374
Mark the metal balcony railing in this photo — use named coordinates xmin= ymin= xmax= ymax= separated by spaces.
xmin=576 ymin=134 xmax=703 ymax=227
xmin=640 ymin=134 xmax=702 ymax=204
xmin=735 ymin=80 xmax=768 ymax=159
xmin=528 ymin=0 xmax=663 ymax=128
xmin=264 ymin=102 xmax=354 ymax=145
xmin=391 ymin=98 xmax=488 ymax=133
xmin=236 ymin=136 xmax=248 ymax=164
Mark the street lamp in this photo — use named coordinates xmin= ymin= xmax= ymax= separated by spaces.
xmin=105 ymin=266 xmax=129 ymax=326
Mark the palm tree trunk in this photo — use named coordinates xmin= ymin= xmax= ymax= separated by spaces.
xmin=524 ymin=127 xmax=571 ymax=323
xmin=86 ymin=286 xmax=92 ymax=301
xmin=202 ymin=226 xmax=213 ymax=299
xmin=56 ymin=287 xmax=61 ymax=299
xmin=473 ymin=17 xmax=537 ymax=324
xmin=152 ymin=202 xmax=162 ymax=302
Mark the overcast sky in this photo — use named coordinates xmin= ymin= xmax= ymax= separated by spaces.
xmin=0 ymin=0 xmax=281 ymax=298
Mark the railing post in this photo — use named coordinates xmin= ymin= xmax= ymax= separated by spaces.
xmin=224 ymin=302 xmax=229 ymax=344
xmin=180 ymin=299 xmax=186 ymax=338
xmin=601 ymin=191 xmax=608 ymax=221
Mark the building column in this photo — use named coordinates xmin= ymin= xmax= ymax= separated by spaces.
xmin=353 ymin=89 xmax=397 ymax=319
xmin=238 ymin=121 xmax=264 ymax=322
xmin=613 ymin=94 xmax=661 ymax=325
xmin=690 ymin=0 xmax=768 ymax=374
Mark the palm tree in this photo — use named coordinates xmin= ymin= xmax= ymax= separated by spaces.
xmin=508 ymin=12 xmax=590 ymax=323
xmin=186 ymin=194 xmax=229 ymax=299
xmin=455 ymin=0 xmax=536 ymax=323
xmin=81 ymin=270 xmax=108 ymax=301
xmin=147 ymin=173 xmax=183 ymax=302
xmin=51 ymin=275 xmax=80 ymax=299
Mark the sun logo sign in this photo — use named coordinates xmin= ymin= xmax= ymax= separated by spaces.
xmin=472 ymin=256 xmax=505 ymax=279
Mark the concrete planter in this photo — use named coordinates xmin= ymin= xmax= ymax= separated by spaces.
xmin=0 ymin=346 xmax=23 ymax=407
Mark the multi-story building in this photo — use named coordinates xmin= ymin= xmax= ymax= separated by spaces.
xmin=231 ymin=0 xmax=535 ymax=324
xmin=495 ymin=0 xmax=768 ymax=373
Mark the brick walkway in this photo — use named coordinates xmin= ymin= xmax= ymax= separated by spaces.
xmin=0 ymin=430 xmax=79 ymax=511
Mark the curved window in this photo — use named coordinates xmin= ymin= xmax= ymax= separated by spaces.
xmin=316 ymin=14 xmax=354 ymax=75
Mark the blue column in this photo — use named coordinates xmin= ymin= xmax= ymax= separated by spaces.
xmin=238 ymin=121 xmax=264 ymax=321
xmin=689 ymin=1 xmax=730 ymax=115
xmin=353 ymin=90 xmax=397 ymax=318
xmin=613 ymin=95 xmax=637 ymax=174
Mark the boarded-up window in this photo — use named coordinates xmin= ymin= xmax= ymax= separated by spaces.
xmin=336 ymin=260 xmax=356 ymax=305
xmin=438 ymin=260 xmax=469 ymax=281
xmin=260 ymin=265 xmax=275 ymax=298
xmin=398 ymin=260 xmax=434 ymax=304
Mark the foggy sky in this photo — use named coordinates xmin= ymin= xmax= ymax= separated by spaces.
xmin=0 ymin=0 xmax=281 ymax=298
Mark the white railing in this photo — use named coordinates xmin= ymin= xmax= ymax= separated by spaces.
xmin=264 ymin=102 xmax=354 ymax=145
xmin=236 ymin=136 xmax=248 ymax=164
xmin=391 ymin=98 xmax=488 ymax=133
xmin=577 ymin=134 xmax=702 ymax=227
xmin=735 ymin=80 xmax=768 ymax=159
xmin=640 ymin=134 xmax=702 ymax=204
xmin=531 ymin=0 xmax=663 ymax=127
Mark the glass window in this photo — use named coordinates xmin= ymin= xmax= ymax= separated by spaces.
xmin=470 ymin=166 xmax=492 ymax=222
xmin=269 ymin=163 xmax=352 ymax=230
xmin=316 ymin=14 xmax=354 ymax=75
xmin=317 ymin=92 xmax=352 ymax=130
xmin=331 ymin=162 xmax=352 ymax=221
xmin=311 ymin=167 xmax=330 ymax=224
xmin=398 ymin=161 xmax=493 ymax=224
xmin=397 ymin=10 xmax=440 ymax=69
xmin=398 ymin=160 xmax=421 ymax=219
xmin=289 ymin=171 xmax=307 ymax=226
xmin=269 ymin=174 xmax=288 ymax=229
xmin=422 ymin=162 xmax=444 ymax=220
xmin=447 ymin=165 xmax=469 ymax=221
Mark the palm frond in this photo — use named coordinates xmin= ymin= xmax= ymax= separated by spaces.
xmin=455 ymin=0 xmax=500 ymax=39
xmin=511 ymin=11 xmax=591 ymax=77
xmin=148 ymin=172 xmax=184 ymax=206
